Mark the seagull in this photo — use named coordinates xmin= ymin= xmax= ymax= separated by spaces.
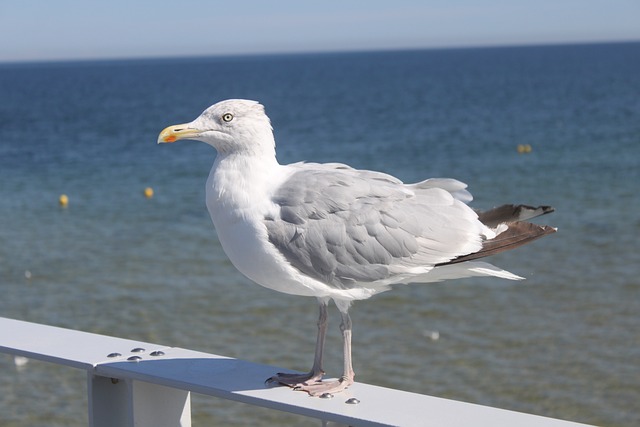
xmin=158 ymin=99 xmax=556 ymax=396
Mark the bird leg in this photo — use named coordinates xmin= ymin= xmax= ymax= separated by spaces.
xmin=267 ymin=300 xmax=328 ymax=386
xmin=295 ymin=305 xmax=355 ymax=397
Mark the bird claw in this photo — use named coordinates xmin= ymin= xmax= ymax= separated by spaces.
xmin=266 ymin=370 xmax=325 ymax=388
xmin=296 ymin=375 xmax=354 ymax=397
xmin=265 ymin=369 xmax=354 ymax=397
xmin=264 ymin=376 xmax=280 ymax=386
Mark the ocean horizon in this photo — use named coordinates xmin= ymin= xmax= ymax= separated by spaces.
xmin=1 ymin=39 xmax=639 ymax=66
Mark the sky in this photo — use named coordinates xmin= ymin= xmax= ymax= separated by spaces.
xmin=1 ymin=0 xmax=639 ymax=62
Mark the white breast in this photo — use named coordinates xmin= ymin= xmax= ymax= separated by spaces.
xmin=205 ymin=156 xmax=326 ymax=297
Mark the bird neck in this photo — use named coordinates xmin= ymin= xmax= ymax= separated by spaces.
xmin=207 ymin=151 xmax=282 ymax=215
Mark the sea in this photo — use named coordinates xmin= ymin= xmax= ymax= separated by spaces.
xmin=0 ymin=42 xmax=639 ymax=426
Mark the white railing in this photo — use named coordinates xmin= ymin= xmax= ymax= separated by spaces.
xmin=0 ymin=317 xmax=589 ymax=427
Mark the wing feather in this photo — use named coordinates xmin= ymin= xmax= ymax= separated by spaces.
xmin=263 ymin=165 xmax=486 ymax=289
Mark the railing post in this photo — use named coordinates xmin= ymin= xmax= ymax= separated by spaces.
xmin=88 ymin=374 xmax=191 ymax=427
xmin=88 ymin=374 xmax=131 ymax=427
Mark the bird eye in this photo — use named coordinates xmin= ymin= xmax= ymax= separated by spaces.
xmin=222 ymin=113 xmax=234 ymax=122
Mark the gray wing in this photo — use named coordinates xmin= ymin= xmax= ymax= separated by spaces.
xmin=263 ymin=165 xmax=485 ymax=289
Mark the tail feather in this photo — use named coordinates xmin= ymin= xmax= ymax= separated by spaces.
xmin=438 ymin=221 xmax=557 ymax=266
xmin=412 ymin=261 xmax=524 ymax=283
xmin=477 ymin=204 xmax=554 ymax=228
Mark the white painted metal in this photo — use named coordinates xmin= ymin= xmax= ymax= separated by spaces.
xmin=88 ymin=374 xmax=132 ymax=427
xmin=87 ymin=375 xmax=191 ymax=427
xmin=130 ymin=380 xmax=191 ymax=427
xmin=0 ymin=317 xmax=592 ymax=427
xmin=0 ymin=317 xmax=170 ymax=369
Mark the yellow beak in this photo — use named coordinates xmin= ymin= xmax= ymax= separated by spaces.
xmin=157 ymin=124 xmax=202 ymax=144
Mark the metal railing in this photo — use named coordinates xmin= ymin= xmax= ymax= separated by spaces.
xmin=0 ymin=317 xmax=589 ymax=427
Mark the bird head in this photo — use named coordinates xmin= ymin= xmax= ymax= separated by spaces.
xmin=158 ymin=99 xmax=275 ymax=156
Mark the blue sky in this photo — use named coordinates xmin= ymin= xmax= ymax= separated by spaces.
xmin=1 ymin=0 xmax=639 ymax=62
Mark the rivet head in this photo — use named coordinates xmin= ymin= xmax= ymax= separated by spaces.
xmin=319 ymin=393 xmax=334 ymax=399
xmin=107 ymin=352 xmax=122 ymax=358
xmin=345 ymin=398 xmax=360 ymax=404
xmin=127 ymin=356 xmax=143 ymax=362
xmin=150 ymin=351 xmax=165 ymax=357
xmin=131 ymin=347 xmax=145 ymax=353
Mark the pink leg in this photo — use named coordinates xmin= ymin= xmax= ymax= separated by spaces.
xmin=268 ymin=300 xmax=328 ymax=386
xmin=295 ymin=302 xmax=355 ymax=397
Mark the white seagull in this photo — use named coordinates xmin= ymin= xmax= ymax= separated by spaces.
xmin=158 ymin=99 xmax=555 ymax=397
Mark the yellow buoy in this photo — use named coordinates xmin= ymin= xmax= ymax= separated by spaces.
xmin=517 ymin=144 xmax=533 ymax=154
xmin=59 ymin=194 xmax=69 ymax=207
xmin=144 ymin=187 xmax=154 ymax=198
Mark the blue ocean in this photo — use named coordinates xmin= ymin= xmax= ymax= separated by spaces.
xmin=1 ymin=42 xmax=639 ymax=426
